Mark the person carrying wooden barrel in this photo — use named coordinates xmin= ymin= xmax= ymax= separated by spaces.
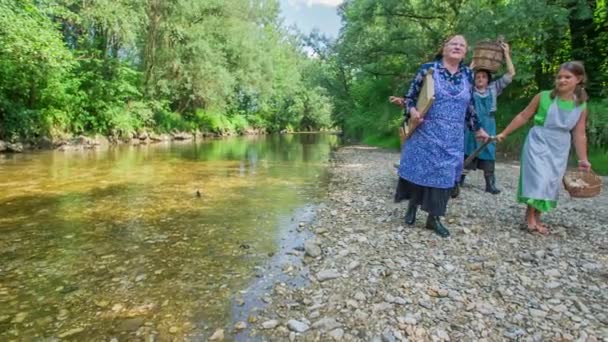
xmin=459 ymin=42 xmax=516 ymax=194
xmin=394 ymin=34 xmax=489 ymax=238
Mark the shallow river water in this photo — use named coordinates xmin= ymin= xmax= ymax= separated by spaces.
xmin=0 ymin=134 xmax=338 ymax=341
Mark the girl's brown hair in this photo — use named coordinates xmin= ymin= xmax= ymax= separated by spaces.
xmin=550 ymin=61 xmax=589 ymax=106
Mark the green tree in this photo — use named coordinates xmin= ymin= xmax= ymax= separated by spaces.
xmin=0 ymin=0 xmax=76 ymax=139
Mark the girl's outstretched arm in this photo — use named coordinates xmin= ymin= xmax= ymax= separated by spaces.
xmin=496 ymin=93 xmax=540 ymax=142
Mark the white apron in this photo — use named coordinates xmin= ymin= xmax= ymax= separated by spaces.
xmin=521 ymin=97 xmax=583 ymax=201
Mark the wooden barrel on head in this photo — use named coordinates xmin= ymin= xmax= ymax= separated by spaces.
xmin=472 ymin=40 xmax=504 ymax=73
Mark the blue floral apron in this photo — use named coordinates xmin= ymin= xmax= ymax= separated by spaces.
xmin=398 ymin=63 xmax=471 ymax=189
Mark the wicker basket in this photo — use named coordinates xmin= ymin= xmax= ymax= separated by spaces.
xmin=472 ymin=40 xmax=504 ymax=73
xmin=563 ymin=170 xmax=603 ymax=198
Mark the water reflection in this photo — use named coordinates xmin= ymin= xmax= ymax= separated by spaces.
xmin=0 ymin=134 xmax=338 ymax=340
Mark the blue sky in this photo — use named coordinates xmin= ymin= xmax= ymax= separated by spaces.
xmin=278 ymin=0 xmax=343 ymax=38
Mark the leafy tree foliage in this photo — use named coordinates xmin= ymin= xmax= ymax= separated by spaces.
xmin=0 ymin=0 xmax=333 ymax=140
xmin=305 ymin=0 xmax=607 ymax=171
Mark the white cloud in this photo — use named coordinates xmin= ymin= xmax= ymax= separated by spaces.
xmin=289 ymin=0 xmax=343 ymax=7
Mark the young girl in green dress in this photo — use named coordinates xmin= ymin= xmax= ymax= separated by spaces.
xmin=496 ymin=61 xmax=591 ymax=235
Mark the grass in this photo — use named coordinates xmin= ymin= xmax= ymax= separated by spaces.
xmin=588 ymin=147 xmax=608 ymax=175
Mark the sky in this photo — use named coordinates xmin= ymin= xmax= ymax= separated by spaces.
xmin=278 ymin=0 xmax=343 ymax=38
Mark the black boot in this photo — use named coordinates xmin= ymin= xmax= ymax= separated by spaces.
xmin=459 ymin=174 xmax=466 ymax=185
xmin=426 ymin=215 xmax=450 ymax=237
xmin=484 ymin=174 xmax=501 ymax=194
xmin=404 ymin=202 xmax=417 ymax=225
xmin=451 ymin=183 xmax=460 ymax=198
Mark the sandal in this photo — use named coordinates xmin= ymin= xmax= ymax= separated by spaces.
xmin=525 ymin=224 xmax=539 ymax=234
xmin=525 ymin=223 xmax=550 ymax=236
xmin=535 ymin=223 xmax=550 ymax=235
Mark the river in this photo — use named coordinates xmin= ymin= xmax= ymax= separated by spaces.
xmin=0 ymin=133 xmax=339 ymax=341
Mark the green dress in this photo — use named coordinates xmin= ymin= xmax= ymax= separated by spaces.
xmin=517 ymin=91 xmax=586 ymax=212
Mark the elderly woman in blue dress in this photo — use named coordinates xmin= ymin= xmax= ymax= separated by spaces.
xmin=394 ymin=35 xmax=489 ymax=237
xmin=460 ymin=43 xmax=516 ymax=195
xmin=496 ymin=61 xmax=591 ymax=235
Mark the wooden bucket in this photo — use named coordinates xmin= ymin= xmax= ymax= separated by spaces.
xmin=472 ymin=40 xmax=504 ymax=73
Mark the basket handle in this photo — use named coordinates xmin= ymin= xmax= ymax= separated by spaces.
xmin=579 ymin=168 xmax=597 ymax=175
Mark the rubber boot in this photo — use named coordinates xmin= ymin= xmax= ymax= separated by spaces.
xmin=426 ymin=215 xmax=450 ymax=237
xmin=451 ymin=183 xmax=460 ymax=198
xmin=459 ymin=174 xmax=466 ymax=186
xmin=404 ymin=202 xmax=417 ymax=225
xmin=484 ymin=174 xmax=501 ymax=194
